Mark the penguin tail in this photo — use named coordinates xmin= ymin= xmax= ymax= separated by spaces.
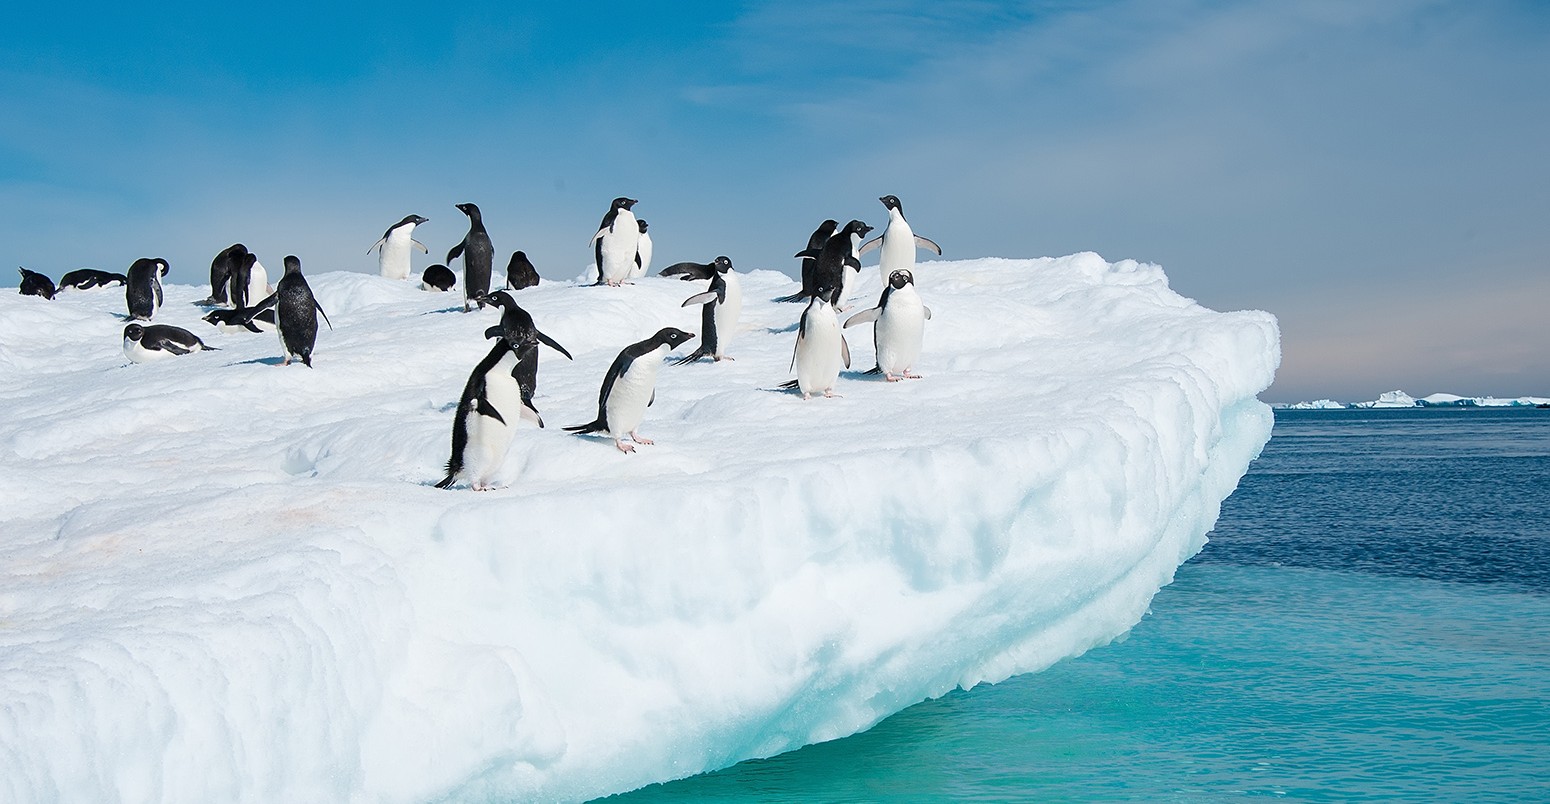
xmin=671 ymin=349 xmax=710 ymax=366
xmin=434 ymin=473 xmax=457 ymax=490
xmin=564 ymin=419 xmax=608 ymax=435
xmin=777 ymin=379 xmax=799 ymax=390
xmin=863 ymin=365 xmax=883 ymax=375
xmin=772 ymin=291 xmax=810 ymax=303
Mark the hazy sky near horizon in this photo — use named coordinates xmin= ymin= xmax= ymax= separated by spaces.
xmin=3 ymin=0 xmax=1546 ymax=401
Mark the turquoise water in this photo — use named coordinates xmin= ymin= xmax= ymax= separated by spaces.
xmin=604 ymin=409 xmax=1550 ymax=801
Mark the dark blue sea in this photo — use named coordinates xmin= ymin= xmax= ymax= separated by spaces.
xmin=604 ymin=408 xmax=1550 ymax=802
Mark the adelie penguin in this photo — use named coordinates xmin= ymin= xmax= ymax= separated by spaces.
xmin=123 ymin=323 xmax=217 ymax=363
xmin=17 ymin=267 xmax=56 ymax=300
xmin=859 ymin=195 xmax=940 ymax=284
xmin=505 ymin=251 xmax=540 ymax=290
xmin=775 ymin=219 xmax=837 ymax=303
xmin=369 ymin=214 xmax=429 ymax=280
xmin=661 ymin=256 xmax=742 ymax=364
xmin=421 ymin=263 xmax=456 ymax=292
xmin=435 ymin=306 xmax=545 ymax=491
xmin=203 ymin=306 xmax=276 ymax=333
xmin=245 ymin=255 xmax=332 ymax=367
xmin=205 ymin=244 xmax=246 ymax=306
xmin=782 ymin=285 xmax=850 ymax=400
xmin=227 ymin=252 xmax=270 ymax=311
xmin=631 ymin=219 xmax=652 ymax=279
xmin=795 ymin=220 xmax=872 ymax=312
xmin=447 ymin=203 xmax=493 ymax=312
xmin=589 ymin=196 xmax=640 ymax=286
xmin=125 ymin=258 xmax=168 ymax=321
xmin=565 ymin=327 xmax=696 ymax=453
xmin=58 ymin=269 xmax=128 ymax=292
xmin=844 ymin=269 xmax=932 ymax=381
xmin=479 ymin=290 xmax=572 ymax=420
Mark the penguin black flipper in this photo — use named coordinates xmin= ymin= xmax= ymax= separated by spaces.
xmin=660 ymin=261 xmax=715 ymax=281
xmin=536 ymin=330 xmax=572 ymax=360
xmin=476 ymin=397 xmax=507 ymax=425
xmin=914 ymin=235 xmax=942 ymax=255
xmin=241 ymin=292 xmax=279 ymax=322
xmin=314 ymin=301 xmax=333 ymax=331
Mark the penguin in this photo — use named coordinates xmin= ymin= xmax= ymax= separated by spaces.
xmin=783 ymin=285 xmax=850 ymax=399
xmin=202 ymin=306 xmax=277 ymax=333
xmin=859 ymin=195 xmax=941 ymax=284
xmin=247 ymin=255 xmax=271 ymax=301
xmin=661 ymin=256 xmax=741 ymax=364
xmin=123 ymin=323 xmax=217 ymax=363
xmin=369 ymin=214 xmax=429 ymax=280
xmin=17 ymin=267 xmax=56 ymax=300
xmin=505 ymin=251 xmax=540 ymax=290
xmin=775 ymin=219 xmax=838 ymax=303
xmin=589 ymin=196 xmax=640 ymax=286
xmin=422 ymin=263 xmax=457 ymax=292
xmin=205 ymin=244 xmax=246 ymax=306
xmin=447 ymin=202 xmax=493 ymax=312
xmin=58 ymin=269 xmax=128 ymax=291
xmin=844 ymin=269 xmax=932 ymax=381
xmin=795 ymin=220 xmax=871 ymax=312
xmin=125 ymin=258 xmax=167 ymax=321
xmin=478 ymin=290 xmax=573 ymax=419
xmin=227 ymin=252 xmax=262 ymax=310
xmin=565 ymin=327 xmax=696 ymax=453
xmin=435 ymin=323 xmax=543 ymax=491
xmin=631 ymin=219 xmax=653 ymax=279
xmin=245 ymin=255 xmax=333 ymax=367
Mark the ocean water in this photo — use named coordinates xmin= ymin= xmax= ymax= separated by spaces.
xmin=603 ymin=408 xmax=1550 ymax=802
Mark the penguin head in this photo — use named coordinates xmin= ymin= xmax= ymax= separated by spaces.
xmin=713 ymin=256 xmax=733 ymax=273
xmin=283 ymin=255 xmax=303 ymax=274
xmin=653 ymin=327 xmax=695 ymax=350
xmin=843 ymin=220 xmax=873 ymax=238
xmin=879 ymin=195 xmax=903 ymax=212
xmin=124 ymin=323 xmax=145 ymax=342
xmin=455 ymin=202 xmax=482 ymax=219
xmin=399 ymin=214 xmax=429 ymax=227
xmin=155 ymin=260 xmax=170 ymax=277
xmin=888 ymin=270 xmax=914 ymax=290
xmin=611 ymin=197 xmax=638 ymax=211
xmin=637 ymin=219 xmax=649 ymax=233
xmin=242 ymin=253 xmax=258 ymax=269
xmin=814 ymin=285 xmax=839 ymax=305
xmin=482 ymin=289 xmax=518 ymax=310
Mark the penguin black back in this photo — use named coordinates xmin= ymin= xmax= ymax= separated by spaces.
xmin=448 ymin=202 xmax=493 ymax=311
xmin=58 ymin=269 xmax=128 ymax=291
xmin=481 ymin=290 xmax=572 ymax=412
xmin=125 ymin=258 xmax=166 ymax=320
xmin=17 ymin=267 xmax=56 ymax=300
xmin=506 ymin=250 xmax=540 ymax=290
xmin=248 ymin=255 xmax=332 ymax=367
xmin=207 ymin=244 xmax=246 ymax=305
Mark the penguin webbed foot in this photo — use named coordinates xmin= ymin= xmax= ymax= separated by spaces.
xmin=615 ymin=439 xmax=636 ymax=454
xmin=630 ymin=431 xmax=654 ymax=446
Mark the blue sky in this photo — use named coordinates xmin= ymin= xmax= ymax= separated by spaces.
xmin=3 ymin=0 xmax=1547 ymax=401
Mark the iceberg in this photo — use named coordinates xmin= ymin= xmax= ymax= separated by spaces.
xmin=0 ymin=253 xmax=1278 ymax=802
xmin=1355 ymin=389 xmax=1419 ymax=408
xmin=1281 ymin=399 xmax=1345 ymax=410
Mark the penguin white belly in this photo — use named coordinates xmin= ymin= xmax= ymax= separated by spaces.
xmin=380 ymin=229 xmax=414 ymax=280
xmin=599 ymin=211 xmax=640 ymax=285
xmin=796 ymin=312 xmax=844 ymax=395
xmin=463 ymin=351 xmax=523 ymax=486
xmin=715 ymin=273 xmax=743 ymax=356
xmin=631 ymin=232 xmax=653 ymax=278
xmin=605 ymin=351 xmax=662 ymax=437
xmin=876 ymin=292 xmax=926 ymax=375
xmin=247 ymin=261 xmax=270 ymax=303
xmin=123 ymin=338 xmax=170 ymax=363
xmin=878 ymin=217 xmax=917 ymax=283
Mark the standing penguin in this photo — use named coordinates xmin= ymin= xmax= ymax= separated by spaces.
xmin=775 ymin=219 xmax=838 ymax=303
xmin=206 ymin=244 xmax=246 ymax=306
xmin=662 ymin=256 xmax=742 ymax=364
xmin=631 ymin=219 xmax=653 ymax=279
xmin=505 ymin=251 xmax=540 ymax=290
xmin=422 ymin=263 xmax=457 ymax=292
xmin=245 ymin=255 xmax=333 ymax=367
xmin=859 ymin=195 xmax=941 ymax=284
xmin=125 ymin=258 xmax=168 ymax=321
xmin=589 ymin=196 xmax=640 ymax=286
xmin=17 ymin=268 xmax=56 ymax=300
xmin=479 ymin=290 xmax=573 ymax=419
xmin=797 ymin=220 xmax=871 ymax=312
xmin=844 ymin=269 xmax=932 ymax=381
xmin=435 ymin=323 xmax=543 ymax=491
xmin=123 ymin=323 xmax=217 ymax=363
xmin=565 ymin=327 xmax=696 ymax=453
xmin=227 ymin=251 xmax=264 ymax=311
xmin=783 ymin=286 xmax=850 ymax=399
xmin=447 ymin=203 xmax=493 ymax=312
xmin=369 ymin=214 xmax=429 ymax=280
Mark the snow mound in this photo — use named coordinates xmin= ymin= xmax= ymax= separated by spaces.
xmin=0 ymin=254 xmax=1279 ymax=802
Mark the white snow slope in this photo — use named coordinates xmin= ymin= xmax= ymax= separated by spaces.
xmin=0 ymin=254 xmax=1279 ymax=803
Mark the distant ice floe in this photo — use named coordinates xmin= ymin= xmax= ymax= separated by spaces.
xmin=1 ymin=254 xmax=1278 ymax=802
xmin=1277 ymin=390 xmax=1550 ymax=409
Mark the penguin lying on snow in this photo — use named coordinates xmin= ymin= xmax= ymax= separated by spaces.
xmin=421 ymin=264 xmax=456 ymax=292
xmin=436 ymin=317 xmax=544 ymax=491
xmin=203 ymin=306 xmax=277 ymax=333
xmin=565 ymin=328 xmax=695 ymax=453
xmin=58 ymin=269 xmax=127 ymax=291
xmin=661 ymin=256 xmax=742 ymax=364
xmin=479 ymin=290 xmax=572 ymax=420
xmin=17 ymin=268 xmax=56 ymax=299
xmin=780 ymin=286 xmax=850 ymax=399
xmin=123 ymin=323 xmax=217 ymax=363
xmin=845 ymin=269 xmax=932 ymax=381
xmin=505 ymin=251 xmax=540 ymax=290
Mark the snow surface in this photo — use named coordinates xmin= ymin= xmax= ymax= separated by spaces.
xmin=1 ymin=254 xmax=1279 ymax=802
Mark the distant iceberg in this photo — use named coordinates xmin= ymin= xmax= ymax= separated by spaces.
xmin=1281 ymin=390 xmax=1550 ymax=409
xmin=0 ymin=254 xmax=1278 ymax=802
xmin=1354 ymin=389 xmax=1419 ymax=408
xmin=1283 ymin=399 xmax=1345 ymax=410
